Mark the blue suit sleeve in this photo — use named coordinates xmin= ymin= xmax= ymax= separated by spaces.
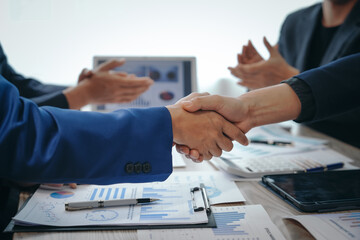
xmin=0 ymin=76 xmax=173 ymax=184
xmin=295 ymin=53 xmax=360 ymax=121
xmin=0 ymin=43 xmax=69 ymax=108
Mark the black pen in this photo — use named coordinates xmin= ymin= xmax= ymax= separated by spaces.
xmin=250 ymin=139 xmax=293 ymax=146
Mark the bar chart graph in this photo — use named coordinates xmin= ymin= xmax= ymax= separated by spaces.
xmin=89 ymin=187 xmax=127 ymax=200
xmin=338 ymin=212 xmax=360 ymax=228
xmin=137 ymin=205 xmax=286 ymax=240
xmin=212 ymin=211 xmax=247 ymax=236
xmin=139 ymin=186 xmax=197 ymax=222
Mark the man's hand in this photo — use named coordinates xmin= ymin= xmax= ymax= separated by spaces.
xmin=64 ymin=59 xmax=153 ymax=109
xmin=180 ymin=85 xmax=301 ymax=159
xmin=166 ymin=93 xmax=248 ymax=161
xmin=182 ymin=94 xmax=253 ymax=133
xmin=229 ymin=37 xmax=299 ymax=90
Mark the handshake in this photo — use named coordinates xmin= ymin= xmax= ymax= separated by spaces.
xmin=167 ymin=93 xmax=253 ymax=162
xmin=167 ymin=83 xmax=302 ymax=162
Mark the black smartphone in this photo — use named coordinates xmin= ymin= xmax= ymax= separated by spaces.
xmin=262 ymin=169 xmax=360 ymax=212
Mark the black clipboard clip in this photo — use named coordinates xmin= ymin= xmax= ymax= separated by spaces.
xmin=190 ymin=183 xmax=211 ymax=214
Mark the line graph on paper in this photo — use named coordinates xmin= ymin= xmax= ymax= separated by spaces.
xmin=37 ymin=202 xmax=60 ymax=223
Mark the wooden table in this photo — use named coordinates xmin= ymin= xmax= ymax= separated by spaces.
xmin=13 ymin=125 xmax=360 ymax=240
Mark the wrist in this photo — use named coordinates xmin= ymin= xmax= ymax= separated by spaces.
xmin=63 ymin=81 xmax=93 ymax=109
xmin=165 ymin=105 xmax=182 ymax=143
xmin=240 ymin=84 xmax=301 ymax=128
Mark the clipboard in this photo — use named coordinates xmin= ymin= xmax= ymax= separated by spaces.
xmin=5 ymin=183 xmax=216 ymax=233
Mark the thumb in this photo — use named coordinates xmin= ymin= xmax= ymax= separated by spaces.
xmin=96 ymin=58 xmax=126 ymax=72
xmin=263 ymin=37 xmax=278 ymax=57
xmin=182 ymin=100 xmax=201 ymax=112
xmin=182 ymin=95 xmax=222 ymax=113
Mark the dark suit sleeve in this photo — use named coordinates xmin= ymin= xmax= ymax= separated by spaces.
xmin=294 ymin=53 xmax=360 ymax=121
xmin=0 ymin=44 xmax=69 ymax=108
xmin=0 ymin=76 xmax=173 ymax=184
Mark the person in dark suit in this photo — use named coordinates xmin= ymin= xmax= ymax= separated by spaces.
xmin=228 ymin=0 xmax=360 ymax=148
xmin=179 ymin=53 xmax=360 ymax=159
xmin=229 ymin=0 xmax=360 ymax=89
xmin=0 ymin=43 xmax=154 ymax=109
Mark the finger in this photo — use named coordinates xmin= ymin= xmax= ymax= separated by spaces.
xmin=116 ymin=77 xmax=154 ymax=88
xmin=175 ymin=92 xmax=210 ymax=104
xmin=274 ymin=44 xmax=279 ymax=51
xmin=116 ymin=85 xmax=150 ymax=96
xmin=229 ymin=67 xmax=255 ymax=82
xmin=189 ymin=149 xmax=200 ymax=160
xmin=182 ymin=95 xmax=224 ymax=113
xmin=216 ymin=135 xmax=234 ymax=152
xmin=248 ymin=40 xmax=255 ymax=52
xmin=247 ymin=40 xmax=259 ymax=58
xmin=176 ymin=144 xmax=190 ymax=155
xmin=202 ymin=151 xmax=213 ymax=161
xmin=112 ymin=71 xmax=128 ymax=77
xmin=237 ymin=54 xmax=243 ymax=64
xmin=68 ymin=183 xmax=77 ymax=189
xmin=222 ymin=121 xmax=249 ymax=146
xmin=263 ymin=36 xmax=277 ymax=57
xmin=96 ymin=59 xmax=126 ymax=72
xmin=78 ymin=69 xmax=93 ymax=82
xmin=209 ymin=144 xmax=223 ymax=158
xmin=229 ymin=66 xmax=240 ymax=78
xmin=241 ymin=45 xmax=246 ymax=55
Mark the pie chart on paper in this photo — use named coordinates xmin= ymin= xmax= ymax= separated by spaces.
xmin=50 ymin=191 xmax=74 ymax=199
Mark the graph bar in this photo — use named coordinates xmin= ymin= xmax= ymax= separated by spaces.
xmin=90 ymin=188 xmax=98 ymax=200
xmin=113 ymin=188 xmax=119 ymax=199
xmin=120 ymin=188 xmax=126 ymax=199
xmin=99 ymin=188 xmax=105 ymax=198
xmin=105 ymin=188 xmax=112 ymax=200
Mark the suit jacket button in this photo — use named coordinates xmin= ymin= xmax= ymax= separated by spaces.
xmin=134 ymin=162 xmax=142 ymax=174
xmin=142 ymin=162 xmax=151 ymax=173
xmin=125 ymin=163 xmax=134 ymax=173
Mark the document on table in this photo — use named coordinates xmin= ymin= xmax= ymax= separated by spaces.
xmin=249 ymin=124 xmax=328 ymax=147
xmin=221 ymin=124 xmax=328 ymax=161
xmin=286 ymin=212 xmax=360 ymax=240
xmin=13 ymin=183 xmax=208 ymax=227
xmin=138 ymin=205 xmax=286 ymax=240
xmin=164 ymin=171 xmax=246 ymax=204
xmin=172 ymin=148 xmax=186 ymax=168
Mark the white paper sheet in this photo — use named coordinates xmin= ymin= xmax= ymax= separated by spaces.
xmin=286 ymin=212 xmax=360 ymax=240
xmin=222 ymin=125 xmax=327 ymax=161
xmin=138 ymin=205 xmax=286 ymax=240
xmin=164 ymin=171 xmax=245 ymax=204
xmin=13 ymin=183 xmax=207 ymax=227
xmin=172 ymin=148 xmax=186 ymax=168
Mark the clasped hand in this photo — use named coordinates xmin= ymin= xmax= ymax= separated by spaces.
xmin=169 ymin=93 xmax=250 ymax=162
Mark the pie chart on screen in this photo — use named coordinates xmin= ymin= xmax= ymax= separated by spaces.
xmin=50 ymin=191 xmax=74 ymax=199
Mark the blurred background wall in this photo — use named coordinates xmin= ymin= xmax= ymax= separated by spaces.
xmin=0 ymin=0 xmax=319 ymax=96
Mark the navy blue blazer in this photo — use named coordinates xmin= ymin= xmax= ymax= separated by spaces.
xmin=278 ymin=2 xmax=360 ymax=147
xmin=0 ymin=43 xmax=69 ymax=108
xmin=296 ymin=53 xmax=360 ymax=122
xmin=0 ymin=75 xmax=173 ymax=184
xmin=279 ymin=1 xmax=360 ymax=72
